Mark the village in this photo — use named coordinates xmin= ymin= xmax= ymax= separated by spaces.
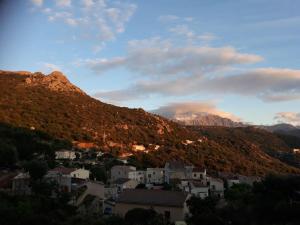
xmin=0 ymin=146 xmax=262 ymax=225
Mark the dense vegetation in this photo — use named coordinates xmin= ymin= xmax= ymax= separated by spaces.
xmin=0 ymin=71 xmax=299 ymax=176
xmin=0 ymin=123 xmax=70 ymax=167
xmin=186 ymin=175 xmax=300 ymax=225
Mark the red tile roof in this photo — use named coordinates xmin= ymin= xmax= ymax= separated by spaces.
xmin=50 ymin=167 xmax=76 ymax=175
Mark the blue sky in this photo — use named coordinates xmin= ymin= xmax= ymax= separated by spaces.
xmin=0 ymin=0 xmax=300 ymax=125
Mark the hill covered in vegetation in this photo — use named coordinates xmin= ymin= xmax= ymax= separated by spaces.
xmin=0 ymin=70 xmax=299 ymax=176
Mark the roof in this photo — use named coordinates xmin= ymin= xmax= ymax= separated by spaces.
xmin=117 ymin=189 xmax=187 ymax=207
xmin=209 ymin=177 xmax=224 ymax=183
xmin=191 ymin=181 xmax=208 ymax=188
xmin=114 ymin=178 xmax=131 ymax=185
xmin=50 ymin=166 xmax=76 ymax=175
xmin=192 ymin=167 xmax=206 ymax=173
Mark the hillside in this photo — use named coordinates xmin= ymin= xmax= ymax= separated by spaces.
xmin=0 ymin=70 xmax=299 ymax=176
xmin=0 ymin=70 xmax=197 ymax=149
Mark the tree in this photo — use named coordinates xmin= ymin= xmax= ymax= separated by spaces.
xmin=24 ymin=160 xmax=48 ymax=180
xmin=0 ymin=141 xmax=18 ymax=166
xmin=186 ymin=196 xmax=223 ymax=225
xmin=90 ymin=166 xmax=107 ymax=183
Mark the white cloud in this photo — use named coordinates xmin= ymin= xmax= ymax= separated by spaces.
xmin=151 ymin=101 xmax=240 ymax=122
xmin=31 ymin=0 xmax=137 ymax=44
xmin=169 ymin=25 xmax=196 ymax=40
xmin=274 ymin=112 xmax=300 ymax=126
xmin=84 ymin=38 xmax=262 ymax=78
xmin=31 ymin=0 xmax=43 ymax=7
xmin=41 ymin=63 xmax=62 ymax=74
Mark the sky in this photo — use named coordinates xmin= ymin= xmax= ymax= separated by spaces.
xmin=0 ymin=0 xmax=300 ymax=125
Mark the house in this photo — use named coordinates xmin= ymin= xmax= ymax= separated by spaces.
xmin=114 ymin=178 xmax=138 ymax=192
xmin=238 ymin=175 xmax=261 ymax=186
xmin=76 ymin=181 xmax=105 ymax=215
xmin=132 ymin=144 xmax=146 ymax=152
xmin=128 ymin=170 xmax=146 ymax=184
xmin=207 ymin=177 xmax=224 ymax=198
xmin=189 ymin=181 xmax=209 ymax=199
xmin=12 ymin=172 xmax=31 ymax=195
xmin=46 ymin=169 xmax=72 ymax=192
xmin=146 ymin=168 xmax=165 ymax=184
xmin=111 ymin=165 xmax=136 ymax=182
xmin=50 ymin=167 xmax=90 ymax=180
xmin=55 ymin=150 xmax=76 ymax=160
xmin=191 ymin=167 xmax=207 ymax=180
xmin=115 ymin=189 xmax=188 ymax=223
xmin=164 ymin=160 xmax=192 ymax=183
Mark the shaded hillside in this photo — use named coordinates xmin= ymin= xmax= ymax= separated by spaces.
xmin=258 ymin=123 xmax=300 ymax=138
xmin=189 ymin=126 xmax=300 ymax=170
xmin=0 ymin=70 xmax=299 ymax=176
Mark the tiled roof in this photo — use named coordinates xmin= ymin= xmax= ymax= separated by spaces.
xmin=117 ymin=189 xmax=187 ymax=207
xmin=192 ymin=167 xmax=206 ymax=172
xmin=50 ymin=166 xmax=76 ymax=175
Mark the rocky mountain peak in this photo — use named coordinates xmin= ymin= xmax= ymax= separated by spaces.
xmin=24 ymin=71 xmax=85 ymax=94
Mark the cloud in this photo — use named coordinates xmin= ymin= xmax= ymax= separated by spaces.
xmin=55 ymin=0 xmax=72 ymax=7
xmin=31 ymin=0 xmax=137 ymax=43
xmin=274 ymin=112 xmax=300 ymax=126
xmin=41 ymin=63 xmax=62 ymax=73
xmin=84 ymin=37 xmax=262 ymax=77
xmin=31 ymin=0 xmax=43 ymax=7
xmin=169 ymin=25 xmax=196 ymax=40
xmin=151 ymin=101 xmax=240 ymax=121
xmin=93 ymin=67 xmax=300 ymax=103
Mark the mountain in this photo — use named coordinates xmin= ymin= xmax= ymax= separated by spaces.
xmin=153 ymin=110 xmax=244 ymax=127
xmin=258 ymin=123 xmax=300 ymax=138
xmin=0 ymin=70 xmax=299 ymax=176
xmin=0 ymin=70 xmax=196 ymax=149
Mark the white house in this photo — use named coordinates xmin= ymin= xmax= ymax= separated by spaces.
xmin=128 ymin=170 xmax=146 ymax=184
xmin=132 ymin=144 xmax=146 ymax=152
xmin=55 ymin=150 xmax=76 ymax=160
xmin=207 ymin=177 xmax=224 ymax=198
xmin=190 ymin=181 xmax=209 ymax=199
xmin=49 ymin=167 xmax=90 ymax=180
xmin=191 ymin=167 xmax=206 ymax=180
xmin=111 ymin=165 xmax=136 ymax=182
xmin=114 ymin=178 xmax=138 ymax=192
xmin=70 ymin=168 xmax=90 ymax=180
xmin=146 ymin=168 xmax=165 ymax=184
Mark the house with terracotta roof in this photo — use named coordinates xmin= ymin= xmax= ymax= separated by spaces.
xmin=114 ymin=189 xmax=189 ymax=223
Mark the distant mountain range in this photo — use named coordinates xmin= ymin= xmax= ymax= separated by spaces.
xmin=153 ymin=111 xmax=244 ymax=127
xmin=0 ymin=70 xmax=299 ymax=176
xmin=154 ymin=110 xmax=300 ymax=138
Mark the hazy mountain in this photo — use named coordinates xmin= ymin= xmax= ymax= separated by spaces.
xmin=258 ymin=123 xmax=300 ymax=138
xmin=153 ymin=110 xmax=244 ymax=127
xmin=0 ymin=70 xmax=299 ymax=175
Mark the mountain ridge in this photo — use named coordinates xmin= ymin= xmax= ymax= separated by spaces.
xmin=1 ymin=70 xmax=299 ymax=176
